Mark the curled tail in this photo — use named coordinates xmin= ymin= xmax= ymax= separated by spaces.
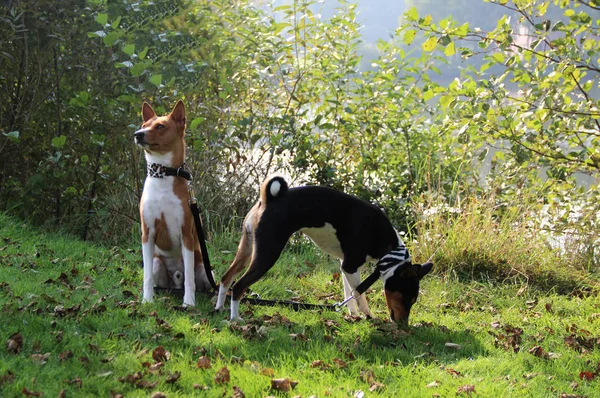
xmin=260 ymin=175 xmax=288 ymax=205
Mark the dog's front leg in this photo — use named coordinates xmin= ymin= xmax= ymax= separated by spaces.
xmin=342 ymin=269 xmax=373 ymax=318
xmin=182 ymin=247 xmax=196 ymax=307
xmin=142 ymin=240 xmax=156 ymax=303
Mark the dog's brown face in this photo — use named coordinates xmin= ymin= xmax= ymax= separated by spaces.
xmin=383 ymin=262 xmax=433 ymax=324
xmin=134 ymin=101 xmax=186 ymax=155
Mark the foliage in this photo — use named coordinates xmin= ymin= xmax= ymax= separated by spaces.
xmin=1 ymin=213 xmax=599 ymax=396
xmin=401 ymin=0 xmax=600 ymax=248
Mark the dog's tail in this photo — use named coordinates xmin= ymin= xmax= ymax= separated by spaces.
xmin=260 ymin=175 xmax=288 ymax=204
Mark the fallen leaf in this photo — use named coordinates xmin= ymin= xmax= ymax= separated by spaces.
xmin=118 ymin=372 xmax=143 ymax=384
xmin=529 ymin=345 xmax=548 ymax=359
xmin=261 ymin=368 xmax=275 ymax=377
xmin=579 ymin=371 xmax=595 ymax=381
xmin=0 ymin=371 xmax=15 ymax=386
xmin=311 ymin=360 xmax=331 ymax=371
xmin=7 ymin=332 xmax=23 ymax=354
xmin=426 ymin=380 xmax=440 ymax=388
xmin=354 ymin=391 xmax=365 ymax=398
xmin=271 ymin=378 xmax=298 ymax=392
xmin=31 ymin=353 xmax=50 ymax=364
xmin=21 ymin=387 xmax=43 ymax=397
xmin=59 ymin=351 xmax=73 ymax=361
xmin=332 ymin=358 xmax=347 ymax=369
xmin=165 ymin=371 xmax=181 ymax=384
xmin=150 ymin=393 xmax=167 ymax=398
xmin=135 ymin=380 xmax=157 ymax=389
xmin=457 ymin=384 xmax=476 ymax=395
xmin=65 ymin=377 xmax=82 ymax=388
xmin=369 ymin=381 xmax=385 ymax=392
xmin=214 ymin=366 xmax=230 ymax=385
xmin=545 ymin=303 xmax=553 ymax=313
xmin=446 ymin=368 xmax=462 ymax=377
xmin=197 ymin=356 xmax=212 ymax=369
xmin=360 ymin=369 xmax=375 ymax=383
xmin=232 ymin=385 xmax=245 ymax=398
xmin=152 ymin=346 xmax=170 ymax=362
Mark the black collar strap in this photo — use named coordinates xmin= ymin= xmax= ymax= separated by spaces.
xmin=147 ymin=162 xmax=192 ymax=181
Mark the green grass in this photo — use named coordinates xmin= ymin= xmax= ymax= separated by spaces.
xmin=1 ymin=212 xmax=600 ymax=397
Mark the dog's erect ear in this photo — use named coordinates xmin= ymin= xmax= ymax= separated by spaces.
xmin=170 ymin=100 xmax=186 ymax=125
xmin=142 ymin=102 xmax=156 ymax=122
xmin=418 ymin=262 xmax=433 ymax=279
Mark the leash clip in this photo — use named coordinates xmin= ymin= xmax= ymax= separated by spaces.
xmin=334 ymin=290 xmax=361 ymax=311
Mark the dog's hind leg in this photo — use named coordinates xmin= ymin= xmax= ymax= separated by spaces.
xmin=229 ymin=233 xmax=288 ymax=321
xmin=215 ymin=228 xmax=253 ymax=311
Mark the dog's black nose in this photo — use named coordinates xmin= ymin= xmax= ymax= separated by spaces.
xmin=134 ymin=131 xmax=145 ymax=142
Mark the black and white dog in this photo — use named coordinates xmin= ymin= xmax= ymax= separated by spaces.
xmin=215 ymin=176 xmax=433 ymax=323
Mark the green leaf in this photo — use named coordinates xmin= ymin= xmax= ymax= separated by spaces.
xmin=422 ymin=36 xmax=437 ymax=52
xmin=150 ymin=74 xmax=162 ymax=87
xmin=130 ymin=62 xmax=147 ymax=77
xmin=111 ymin=16 xmax=121 ymax=29
xmin=52 ymin=135 xmax=67 ymax=149
xmin=403 ymin=29 xmax=417 ymax=45
xmin=103 ymin=31 xmax=120 ymax=46
xmin=123 ymin=44 xmax=135 ymax=56
xmin=456 ymin=22 xmax=469 ymax=37
xmin=492 ymin=52 xmax=505 ymax=63
xmin=3 ymin=131 xmax=19 ymax=142
xmin=405 ymin=6 xmax=418 ymax=22
xmin=139 ymin=47 xmax=149 ymax=59
xmin=96 ymin=13 xmax=108 ymax=26
xmin=190 ymin=117 xmax=206 ymax=130
xmin=444 ymin=41 xmax=456 ymax=56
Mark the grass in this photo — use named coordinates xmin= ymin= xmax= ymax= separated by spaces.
xmin=1 ymin=211 xmax=600 ymax=397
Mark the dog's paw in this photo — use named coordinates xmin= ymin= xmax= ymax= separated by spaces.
xmin=182 ymin=300 xmax=195 ymax=308
xmin=230 ymin=316 xmax=245 ymax=323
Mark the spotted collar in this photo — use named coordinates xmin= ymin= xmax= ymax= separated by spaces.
xmin=146 ymin=162 xmax=192 ymax=181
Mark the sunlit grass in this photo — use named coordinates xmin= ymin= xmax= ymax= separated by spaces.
xmin=1 ymin=212 xmax=599 ymax=397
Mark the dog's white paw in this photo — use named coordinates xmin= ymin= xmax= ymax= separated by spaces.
xmin=182 ymin=298 xmax=195 ymax=307
xmin=230 ymin=316 xmax=245 ymax=323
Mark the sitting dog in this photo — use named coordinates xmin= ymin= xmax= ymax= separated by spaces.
xmin=134 ymin=101 xmax=212 ymax=306
xmin=215 ymin=176 xmax=433 ymax=323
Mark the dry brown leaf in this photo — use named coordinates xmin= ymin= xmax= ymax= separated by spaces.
xmin=197 ymin=356 xmax=212 ymax=369
xmin=369 ymin=381 xmax=385 ymax=392
xmin=261 ymin=367 xmax=275 ymax=377
xmin=360 ymin=369 xmax=375 ymax=384
xmin=457 ymin=384 xmax=476 ymax=395
xmin=21 ymin=387 xmax=43 ymax=397
xmin=135 ymin=380 xmax=157 ymax=389
xmin=0 ymin=371 xmax=15 ymax=386
xmin=445 ymin=368 xmax=462 ymax=377
xmin=332 ymin=358 xmax=347 ymax=369
xmin=7 ymin=332 xmax=23 ymax=354
xmin=65 ymin=377 xmax=82 ymax=388
xmin=150 ymin=393 xmax=167 ymax=398
xmin=310 ymin=360 xmax=331 ymax=371
xmin=271 ymin=378 xmax=298 ymax=392
xmin=30 ymin=353 xmax=50 ymax=364
xmin=165 ymin=371 xmax=181 ymax=384
xmin=59 ymin=351 xmax=73 ymax=361
xmin=579 ymin=371 xmax=595 ymax=381
xmin=214 ymin=366 xmax=230 ymax=385
xmin=232 ymin=385 xmax=245 ymax=398
xmin=152 ymin=346 xmax=170 ymax=362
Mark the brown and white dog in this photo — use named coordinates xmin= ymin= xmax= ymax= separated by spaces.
xmin=215 ymin=176 xmax=433 ymax=323
xmin=134 ymin=101 xmax=212 ymax=306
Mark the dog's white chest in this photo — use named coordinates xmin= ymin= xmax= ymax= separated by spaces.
xmin=301 ymin=223 xmax=344 ymax=260
xmin=141 ymin=177 xmax=185 ymax=255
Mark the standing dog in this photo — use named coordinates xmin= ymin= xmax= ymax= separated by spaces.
xmin=134 ymin=101 xmax=212 ymax=306
xmin=215 ymin=176 xmax=433 ymax=323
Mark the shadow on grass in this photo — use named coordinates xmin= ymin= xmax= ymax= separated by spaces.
xmin=155 ymin=289 xmax=486 ymax=369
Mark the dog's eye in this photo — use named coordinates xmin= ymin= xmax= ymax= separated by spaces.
xmin=156 ymin=124 xmax=165 ymax=129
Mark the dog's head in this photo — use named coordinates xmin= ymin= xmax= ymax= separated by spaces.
xmin=134 ymin=101 xmax=186 ymax=155
xmin=383 ymin=262 xmax=433 ymax=324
